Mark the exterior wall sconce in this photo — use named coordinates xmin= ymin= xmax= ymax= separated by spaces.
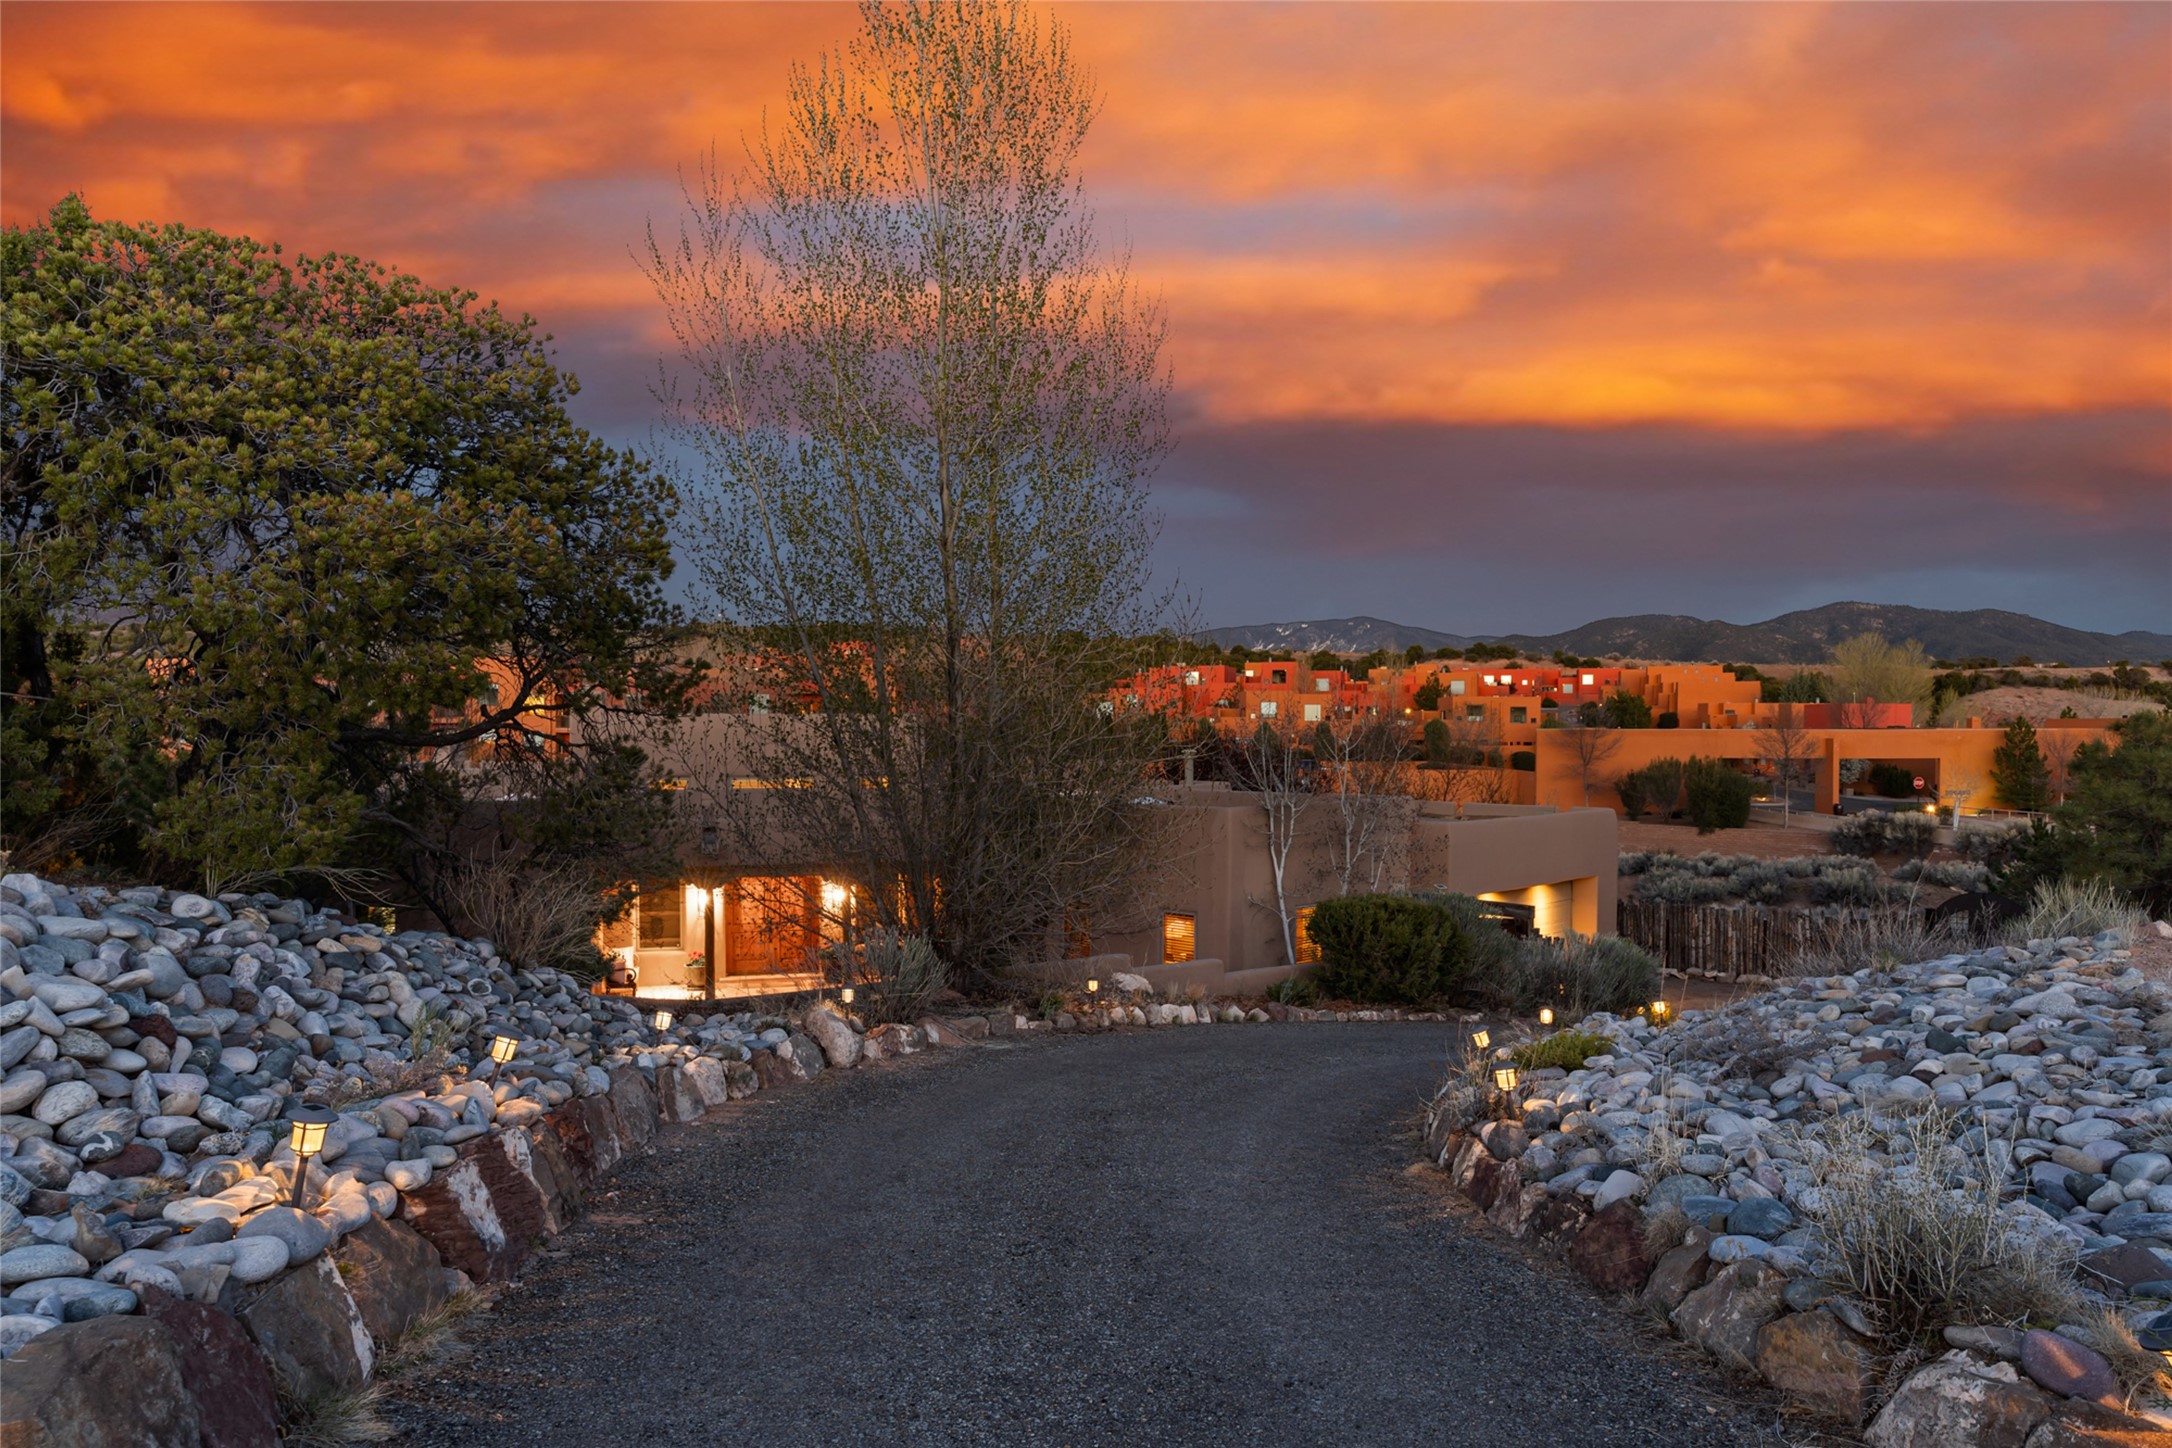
xmin=287 ymin=1105 xmax=336 ymax=1207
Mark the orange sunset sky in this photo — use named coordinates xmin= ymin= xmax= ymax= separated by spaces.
xmin=4 ymin=2 xmax=2168 ymax=632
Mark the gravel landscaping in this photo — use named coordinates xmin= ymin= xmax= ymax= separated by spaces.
xmin=384 ymin=1027 xmax=1790 ymax=1448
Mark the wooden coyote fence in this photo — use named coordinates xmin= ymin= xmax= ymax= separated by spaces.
xmin=1616 ymin=899 xmax=1915 ymax=980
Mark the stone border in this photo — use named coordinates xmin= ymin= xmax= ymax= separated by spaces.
xmin=1419 ymin=1116 xmax=2172 ymax=1444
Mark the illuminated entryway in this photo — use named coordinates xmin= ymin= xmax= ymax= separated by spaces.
xmin=597 ymin=875 xmax=856 ymax=1000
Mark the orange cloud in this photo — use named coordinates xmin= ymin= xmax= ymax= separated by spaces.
xmin=3 ymin=1 xmax=2165 ymax=438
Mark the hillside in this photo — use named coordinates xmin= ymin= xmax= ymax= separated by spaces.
xmin=1203 ymin=603 xmax=2172 ymax=665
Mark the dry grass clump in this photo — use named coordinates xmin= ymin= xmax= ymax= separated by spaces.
xmin=376 ymin=1286 xmax=495 ymax=1377
xmin=1643 ymin=1202 xmax=1692 ymax=1255
xmin=1425 ymin=1046 xmax=1502 ymax=1138
xmin=280 ymin=1381 xmax=394 ymax=1446
xmin=2080 ymin=1305 xmax=2172 ymax=1413
xmin=1664 ymin=1005 xmax=1803 ymax=1078
xmin=1800 ymin=1107 xmax=2080 ymax=1343
xmin=435 ymin=856 xmax=611 ymax=978
xmin=2007 ymin=877 xmax=2150 ymax=946
xmin=1788 ymin=908 xmax=1978 ymax=978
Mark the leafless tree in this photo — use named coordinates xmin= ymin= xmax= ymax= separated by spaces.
xmin=1423 ymin=712 xmax=1513 ymax=806
xmin=1243 ymin=721 xmax=1312 ymax=967
xmin=1315 ymin=716 xmax=1417 ymax=896
xmin=643 ymin=0 xmax=1175 ymax=982
xmin=1752 ymin=703 xmax=1820 ymax=829
xmin=1551 ymin=710 xmax=1623 ymax=807
xmin=2041 ymin=729 xmax=2082 ymax=806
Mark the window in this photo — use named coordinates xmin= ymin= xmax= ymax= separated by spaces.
xmin=1294 ymin=906 xmax=1320 ymax=965
xmin=1271 ymin=669 xmax=1288 ymax=684
xmin=1482 ymin=674 xmax=1496 ymax=685
xmin=1510 ymin=706 xmax=1528 ymax=724
xmin=1316 ymin=677 xmax=1331 ymax=692
xmin=636 ymin=889 xmax=683 ymax=949
xmin=1259 ymin=700 xmax=1279 ymax=718
xmin=1448 ymin=680 xmax=1466 ymax=697
xmin=1162 ymin=912 xmax=1196 ymax=964
xmin=1303 ymin=703 xmax=1322 ymax=722
xmin=1465 ymin=705 xmax=1484 ymax=721
xmin=1581 ymin=673 xmax=1595 ymax=686
xmin=1183 ymin=670 xmax=1201 ymax=686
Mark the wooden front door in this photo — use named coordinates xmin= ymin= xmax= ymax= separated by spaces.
xmin=726 ymin=875 xmax=819 ymax=975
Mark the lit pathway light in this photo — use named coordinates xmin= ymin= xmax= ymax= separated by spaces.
xmin=287 ymin=1105 xmax=336 ymax=1207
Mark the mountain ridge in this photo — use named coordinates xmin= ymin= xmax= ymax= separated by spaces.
xmin=1201 ymin=603 xmax=2172 ymax=666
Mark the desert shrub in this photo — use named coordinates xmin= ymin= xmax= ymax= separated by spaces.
xmin=823 ymin=928 xmax=949 ymax=1025
xmin=1682 ymin=757 xmax=1753 ymax=833
xmin=1265 ymin=972 xmax=1318 ymax=1007
xmin=1799 ymin=1107 xmax=2080 ymax=1342
xmin=1513 ymin=1028 xmax=1614 ymax=1071
xmin=1642 ymin=873 xmax=1737 ymax=905
xmin=1617 ymin=850 xmax=1655 ymax=876
xmin=435 ymin=857 xmax=613 ymax=980
xmin=1655 ymin=711 xmax=1679 ymax=729
xmin=1810 ymin=861 xmax=1885 ymax=905
xmin=2006 ymin=877 xmax=2149 ymax=945
xmin=1778 ymin=855 xmax=1823 ymax=878
xmin=2079 ymin=1306 xmax=2172 ymax=1413
xmin=1425 ymin=1049 xmax=1501 ymax=1136
xmin=1831 ymin=809 xmax=1938 ymax=860
xmin=1893 ymin=859 xmax=1991 ymax=891
xmin=1618 ymin=757 xmax=1685 ymax=818
xmin=1730 ymin=861 xmax=1788 ymax=904
xmin=1406 ymin=891 xmax=1522 ymax=1003
xmin=1505 ymin=933 xmax=1657 ymax=1016
xmin=1954 ymin=819 xmax=2028 ymax=865
xmin=1307 ymin=893 xmax=1469 ymax=1006
xmin=1508 ymin=749 xmax=1536 ymax=771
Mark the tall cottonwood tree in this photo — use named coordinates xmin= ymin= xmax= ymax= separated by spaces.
xmin=646 ymin=0 xmax=1173 ymax=980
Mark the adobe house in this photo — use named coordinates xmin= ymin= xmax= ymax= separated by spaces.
xmin=1084 ymin=786 xmax=1618 ymax=995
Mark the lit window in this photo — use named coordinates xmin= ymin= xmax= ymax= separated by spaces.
xmin=1162 ymin=912 xmax=1196 ymax=964
xmin=637 ymin=889 xmax=683 ymax=949
xmin=1259 ymin=700 xmax=1279 ymax=718
xmin=1184 ymin=670 xmax=1201 ymax=686
xmin=1482 ymin=674 xmax=1496 ymax=685
xmin=1581 ymin=673 xmax=1595 ymax=686
xmin=1448 ymin=680 xmax=1466 ymax=696
xmin=1294 ymin=906 xmax=1320 ymax=965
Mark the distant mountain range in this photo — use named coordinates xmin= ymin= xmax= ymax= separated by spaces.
xmin=1202 ymin=604 xmax=2172 ymax=666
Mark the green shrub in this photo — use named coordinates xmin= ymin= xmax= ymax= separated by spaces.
xmin=1265 ymin=973 xmax=1318 ymax=1007
xmin=1655 ymin=710 xmax=1679 ymax=729
xmin=1869 ymin=762 xmax=1917 ymax=798
xmin=1683 ymin=757 xmax=1753 ymax=833
xmin=1513 ymin=1028 xmax=1615 ymax=1071
xmin=1811 ymin=861 xmax=1884 ymax=905
xmin=1602 ymin=690 xmax=1654 ymax=729
xmin=1617 ymin=850 xmax=1655 ymax=875
xmin=1641 ymin=873 xmax=1736 ymax=905
xmin=1504 ymin=934 xmax=1657 ymax=1016
xmin=1307 ymin=893 xmax=1470 ymax=1005
xmin=1617 ymin=756 xmax=1685 ymax=818
xmin=1509 ymin=750 xmax=1536 ymax=772
xmin=1831 ymin=810 xmax=1939 ymax=859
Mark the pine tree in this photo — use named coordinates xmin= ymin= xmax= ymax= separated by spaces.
xmin=1990 ymin=717 xmax=2052 ymax=812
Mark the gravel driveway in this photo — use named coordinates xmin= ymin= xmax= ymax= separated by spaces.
xmin=386 ymin=1025 xmax=1787 ymax=1447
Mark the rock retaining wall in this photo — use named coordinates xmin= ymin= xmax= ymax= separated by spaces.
xmin=1418 ymin=926 xmax=2172 ymax=1444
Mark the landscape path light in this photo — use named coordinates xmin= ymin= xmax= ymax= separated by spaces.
xmin=1649 ymin=999 xmax=1672 ymax=1025
xmin=652 ymin=1008 xmax=673 ymax=1044
xmin=484 ymin=1032 xmax=518 ymax=1081
xmin=1469 ymin=1027 xmax=1490 ymax=1052
xmin=1539 ymin=1006 xmax=1554 ymax=1027
xmin=839 ymin=986 xmax=855 ymax=1007
xmin=286 ymin=1105 xmax=336 ymax=1207
xmin=1492 ymin=1061 xmax=1521 ymax=1101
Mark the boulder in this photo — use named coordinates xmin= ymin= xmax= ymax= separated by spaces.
xmin=1756 ymin=1308 xmax=1876 ymax=1424
xmin=521 ymin=1123 xmax=585 ymax=1230
xmin=0 ymin=1314 xmax=204 ymax=1447
xmin=917 ymin=1018 xmax=974 ymax=1050
xmin=605 ymin=1066 xmax=657 ymax=1151
xmin=2018 ymin=1329 xmax=2122 ymax=1407
xmin=237 ymin=1253 xmax=374 ymax=1398
xmin=801 ymin=1007 xmax=862 ymax=1069
xmin=654 ymin=1065 xmax=706 ymax=1124
xmin=138 ymin=1285 xmax=281 ymax=1448
xmin=2023 ymin=1400 xmax=2172 ymax=1447
xmin=1672 ymin=1260 xmax=1788 ymax=1369
xmin=752 ymin=1047 xmax=809 ymax=1090
xmin=681 ymin=1056 xmax=730 ymax=1108
xmin=1866 ymin=1352 xmax=2055 ymax=1448
xmin=1568 ymin=1200 xmax=1660 ymax=1295
xmin=332 ymin=1216 xmax=447 ymax=1347
xmin=398 ymin=1154 xmax=513 ymax=1284
xmin=1640 ymin=1243 xmax=1711 ymax=1314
